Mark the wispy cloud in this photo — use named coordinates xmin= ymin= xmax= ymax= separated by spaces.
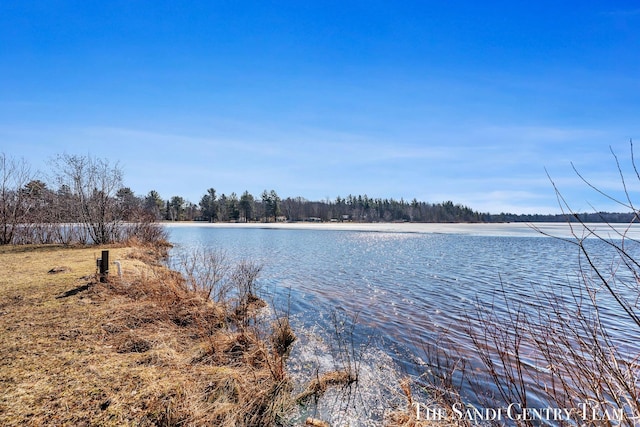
xmin=604 ymin=8 xmax=640 ymax=17
xmin=476 ymin=125 xmax=606 ymax=142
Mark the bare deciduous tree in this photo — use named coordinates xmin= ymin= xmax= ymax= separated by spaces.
xmin=53 ymin=153 xmax=124 ymax=244
xmin=0 ymin=153 xmax=35 ymax=244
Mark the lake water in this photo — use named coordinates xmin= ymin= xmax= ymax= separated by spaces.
xmin=164 ymin=222 xmax=640 ymax=425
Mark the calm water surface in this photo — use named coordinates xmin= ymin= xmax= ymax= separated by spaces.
xmin=164 ymin=223 xmax=640 ymax=424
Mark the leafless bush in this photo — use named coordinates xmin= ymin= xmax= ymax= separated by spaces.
xmin=231 ymin=259 xmax=263 ymax=300
xmin=174 ymin=248 xmax=231 ymax=303
xmin=464 ymin=286 xmax=540 ymax=411
xmin=328 ymin=309 xmax=366 ymax=386
xmin=534 ymin=144 xmax=640 ymax=424
xmin=415 ymin=336 xmax=469 ymax=418
xmin=533 ymin=287 xmax=640 ymax=425
xmin=393 ymin=144 xmax=640 ymax=426
xmin=458 ymin=144 xmax=640 ymax=426
xmin=461 ymin=273 xmax=640 ymax=426
xmin=122 ymin=220 xmax=169 ymax=246
xmin=229 ymin=259 xmax=265 ymax=324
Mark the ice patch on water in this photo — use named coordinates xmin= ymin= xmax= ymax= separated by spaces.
xmin=285 ymin=318 xmax=411 ymax=426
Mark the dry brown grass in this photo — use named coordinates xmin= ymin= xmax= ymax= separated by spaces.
xmin=295 ymin=371 xmax=356 ymax=404
xmin=0 ymin=243 xmax=295 ymax=426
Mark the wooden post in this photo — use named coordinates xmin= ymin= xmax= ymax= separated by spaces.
xmin=100 ymin=250 xmax=109 ymax=282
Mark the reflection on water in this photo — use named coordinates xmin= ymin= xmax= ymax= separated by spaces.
xmin=165 ymin=223 xmax=640 ymax=425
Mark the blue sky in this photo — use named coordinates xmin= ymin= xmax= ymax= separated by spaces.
xmin=1 ymin=1 xmax=639 ymax=214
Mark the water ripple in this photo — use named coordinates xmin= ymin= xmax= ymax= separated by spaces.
xmin=166 ymin=225 xmax=640 ymax=421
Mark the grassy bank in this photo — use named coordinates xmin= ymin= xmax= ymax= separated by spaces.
xmin=0 ymin=243 xmax=301 ymax=426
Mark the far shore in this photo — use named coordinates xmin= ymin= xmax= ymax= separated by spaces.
xmin=160 ymin=221 xmax=640 ymax=239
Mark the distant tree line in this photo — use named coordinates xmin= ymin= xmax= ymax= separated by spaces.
xmin=1 ymin=152 xmax=634 ymax=246
xmin=164 ymin=190 xmax=636 ymax=224
xmin=486 ymin=211 xmax=637 ymax=223
xmin=154 ymin=190 xmax=635 ymax=224
xmin=155 ymin=190 xmax=486 ymax=223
